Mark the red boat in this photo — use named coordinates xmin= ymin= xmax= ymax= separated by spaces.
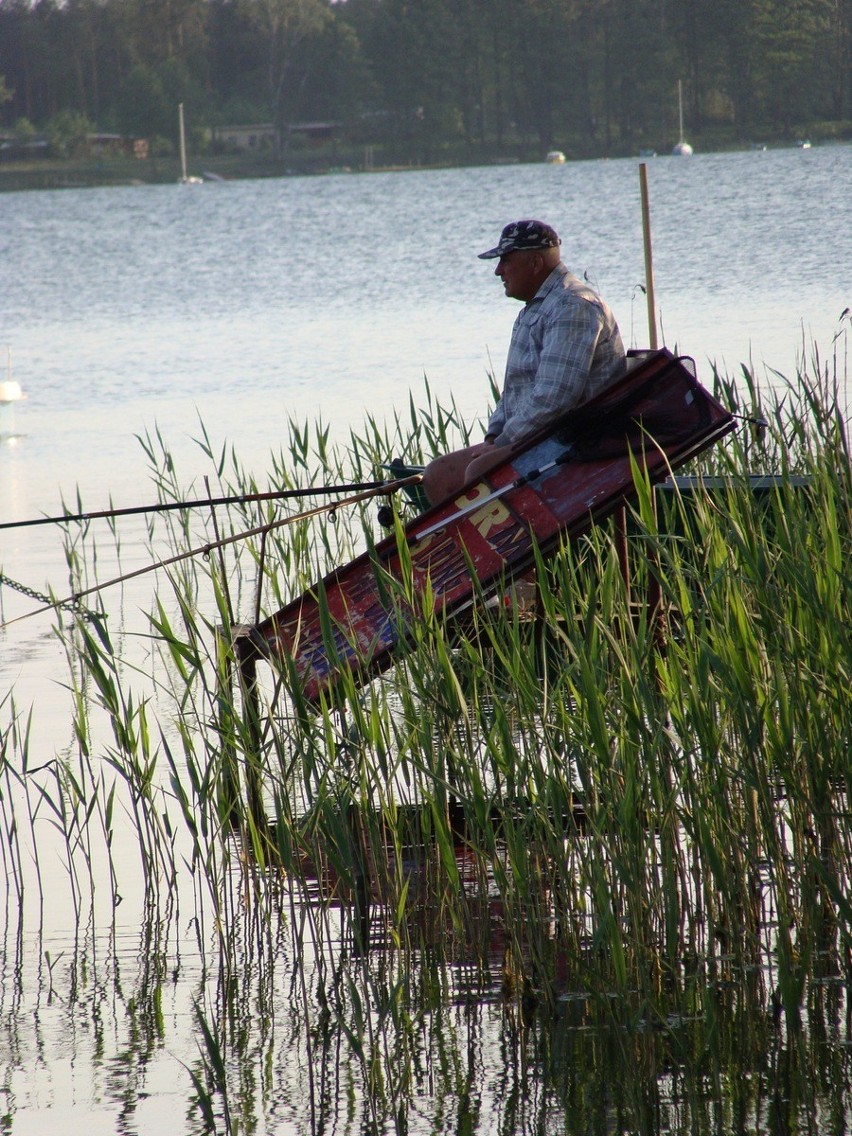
xmin=234 ymin=349 xmax=735 ymax=704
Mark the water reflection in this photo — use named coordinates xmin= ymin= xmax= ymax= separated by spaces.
xmin=1 ymin=821 xmax=849 ymax=1135
xmin=1 ymin=147 xmax=851 ymax=1134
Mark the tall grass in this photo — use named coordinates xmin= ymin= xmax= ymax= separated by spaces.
xmin=2 ymin=352 xmax=849 ymax=1132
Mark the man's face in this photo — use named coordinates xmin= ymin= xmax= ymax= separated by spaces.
xmin=495 ymin=249 xmax=542 ymax=302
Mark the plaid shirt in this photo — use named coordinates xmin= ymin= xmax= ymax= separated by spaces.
xmin=487 ymin=264 xmax=625 ymax=446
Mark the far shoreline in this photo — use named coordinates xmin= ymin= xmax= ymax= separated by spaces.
xmin=1 ymin=130 xmax=849 ymax=193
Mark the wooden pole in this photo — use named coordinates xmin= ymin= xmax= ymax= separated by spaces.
xmin=638 ymin=162 xmax=663 ymax=633
xmin=639 ymin=162 xmax=659 ymax=350
xmin=614 ymin=162 xmax=660 ymax=610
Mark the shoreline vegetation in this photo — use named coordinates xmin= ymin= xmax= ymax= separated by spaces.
xmin=1 ymin=348 xmax=850 ymax=1130
xmin=1 ymin=127 xmax=850 ymax=192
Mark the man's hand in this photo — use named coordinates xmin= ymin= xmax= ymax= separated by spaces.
xmin=465 ymin=444 xmax=512 ymax=483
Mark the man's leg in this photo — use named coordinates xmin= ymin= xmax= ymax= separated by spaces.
xmin=422 ymin=443 xmax=517 ymax=505
xmin=422 ymin=443 xmax=491 ymax=504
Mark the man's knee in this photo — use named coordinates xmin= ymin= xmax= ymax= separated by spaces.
xmin=423 ymin=443 xmax=490 ymax=505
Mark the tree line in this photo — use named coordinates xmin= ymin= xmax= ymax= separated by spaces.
xmin=1 ymin=0 xmax=850 ymax=163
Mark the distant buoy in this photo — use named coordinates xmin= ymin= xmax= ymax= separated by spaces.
xmin=0 ymin=348 xmax=24 ymax=442
xmin=1 ymin=349 xmax=24 ymax=404
xmin=0 ymin=380 xmax=23 ymax=404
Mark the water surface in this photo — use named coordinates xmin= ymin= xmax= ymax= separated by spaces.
xmin=0 ymin=147 xmax=850 ymax=1135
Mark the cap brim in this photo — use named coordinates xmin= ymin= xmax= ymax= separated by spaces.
xmin=477 ymin=247 xmax=502 ymax=259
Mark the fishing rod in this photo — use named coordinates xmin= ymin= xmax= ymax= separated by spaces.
xmin=0 ymin=478 xmax=400 ymax=532
xmin=0 ymin=474 xmax=423 ymax=630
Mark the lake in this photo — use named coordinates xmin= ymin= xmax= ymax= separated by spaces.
xmin=0 ymin=147 xmax=850 ymax=1134
xmin=3 ymin=145 xmax=850 ymax=512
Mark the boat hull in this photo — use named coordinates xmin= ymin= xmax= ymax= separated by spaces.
xmin=239 ymin=349 xmax=735 ymax=703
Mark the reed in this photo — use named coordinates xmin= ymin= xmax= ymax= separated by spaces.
xmin=3 ymin=350 xmax=849 ymax=1132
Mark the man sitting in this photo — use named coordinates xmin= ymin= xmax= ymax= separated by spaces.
xmin=423 ymin=219 xmax=626 ymax=504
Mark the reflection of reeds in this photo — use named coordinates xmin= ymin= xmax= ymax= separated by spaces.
xmin=1 ymin=354 xmax=850 ymax=1132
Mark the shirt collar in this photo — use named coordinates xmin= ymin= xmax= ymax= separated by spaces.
xmin=527 ymin=262 xmax=568 ymax=306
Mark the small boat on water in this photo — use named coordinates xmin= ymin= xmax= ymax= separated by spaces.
xmin=233 ymin=349 xmax=735 ymax=705
xmin=545 ymin=150 xmax=566 ymax=164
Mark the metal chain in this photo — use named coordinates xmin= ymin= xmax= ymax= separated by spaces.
xmin=0 ymin=572 xmax=96 ymax=619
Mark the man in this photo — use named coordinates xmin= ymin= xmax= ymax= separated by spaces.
xmin=422 ymin=219 xmax=626 ymax=503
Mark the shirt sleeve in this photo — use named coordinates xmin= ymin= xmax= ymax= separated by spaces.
xmin=486 ymin=397 xmax=506 ymax=438
xmin=494 ymin=297 xmax=605 ymax=446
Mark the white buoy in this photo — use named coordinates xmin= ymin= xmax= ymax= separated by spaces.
xmin=0 ymin=380 xmax=23 ymax=404
xmin=0 ymin=347 xmax=24 ymax=436
xmin=0 ymin=381 xmax=21 ymax=404
xmin=0 ymin=349 xmax=24 ymax=404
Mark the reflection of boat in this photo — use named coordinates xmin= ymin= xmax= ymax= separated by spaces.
xmin=178 ymin=103 xmax=203 ymax=185
xmin=233 ymin=349 xmax=735 ymax=705
xmin=672 ymin=80 xmax=693 ymax=155
xmin=545 ymin=150 xmax=566 ymax=164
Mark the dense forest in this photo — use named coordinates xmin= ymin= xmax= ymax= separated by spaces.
xmin=1 ymin=0 xmax=851 ymax=165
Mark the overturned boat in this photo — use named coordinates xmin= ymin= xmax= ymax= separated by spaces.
xmin=233 ymin=349 xmax=735 ymax=705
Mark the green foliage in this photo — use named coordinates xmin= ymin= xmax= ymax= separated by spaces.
xmin=46 ymin=108 xmax=95 ymax=158
xmin=117 ymin=59 xmax=205 ymax=146
xmin=2 ymin=0 xmax=851 ymax=158
xmin=13 ymin=116 xmax=36 ymax=144
xmin=116 ymin=66 xmax=170 ymax=141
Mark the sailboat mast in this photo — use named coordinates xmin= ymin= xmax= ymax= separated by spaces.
xmin=179 ymin=102 xmax=188 ymax=181
xmin=672 ymin=80 xmax=693 ymax=155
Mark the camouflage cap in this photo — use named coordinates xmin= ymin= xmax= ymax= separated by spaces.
xmin=478 ymin=220 xmax=561 ymax=259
